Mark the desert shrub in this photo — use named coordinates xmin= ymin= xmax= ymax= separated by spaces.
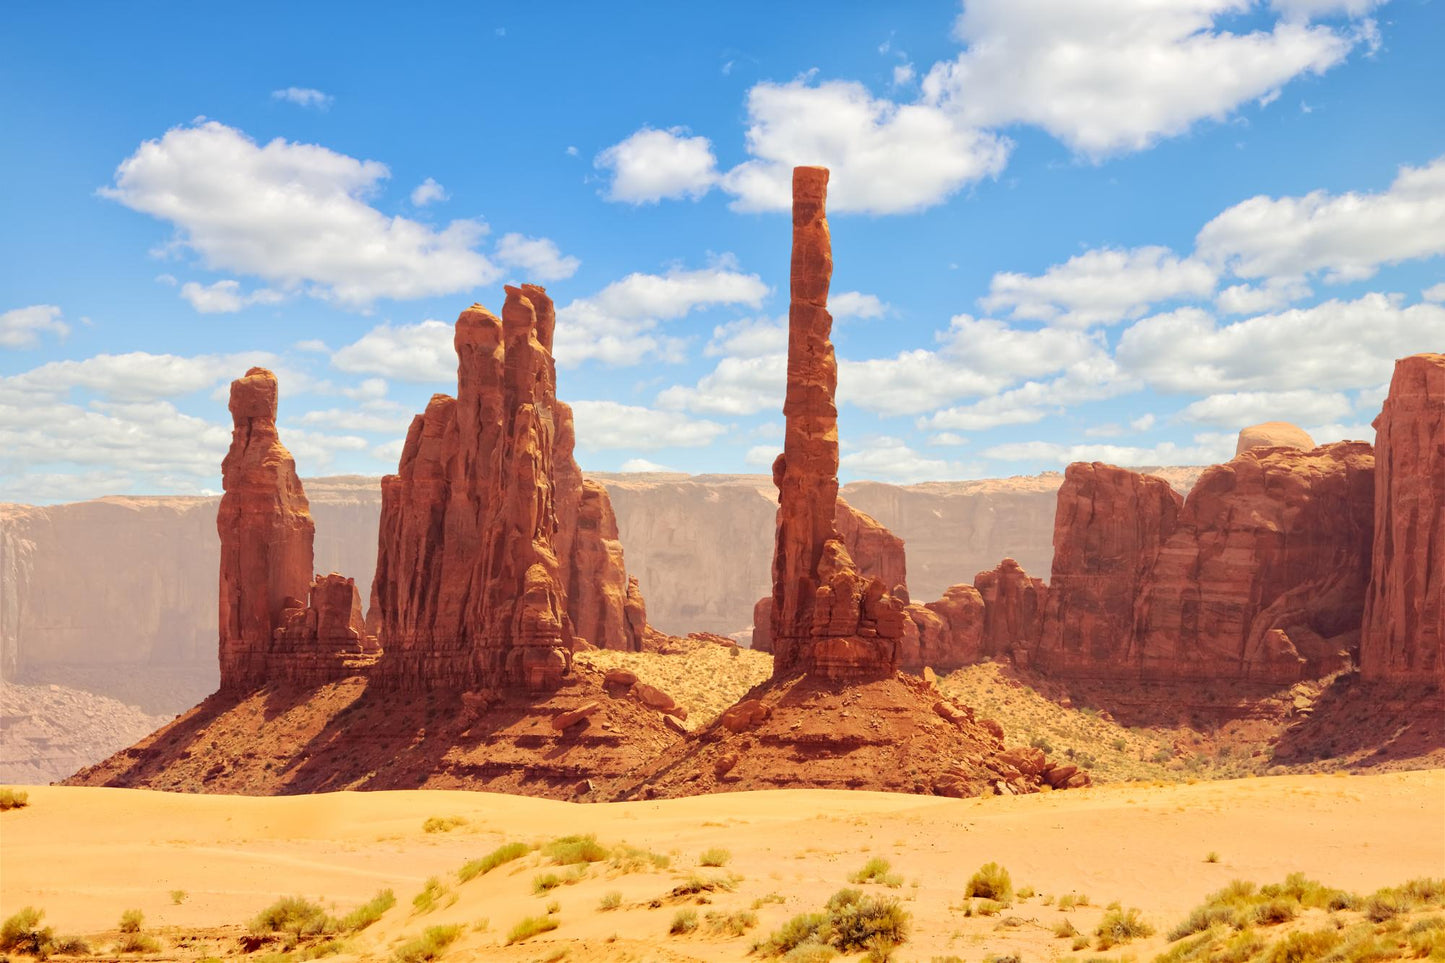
xmin=117 ymin=932 xmax=162 ymax=954
xmin=412 ymin=878 xmax=449 ymax=914
xmin=1017 ymin=886 xmax=1036 ymax=900
xmin=1262 ymin=927 xmax=1342 ymax=963
xmin=755 ymin=912 xmax=829 ymax=956
xmin=1053 ymin=918 xmax=1079 ymax=938
xmin=1215 ymin=930 xmax=1266 ymax=963
xmin=825 ymin=889 xmax=910 ymax=955
xmin=1030 ymin=735 xmax=1054 ymax=753
xmin=780 ymin=945 xmax=837 ymax=963
xmin=50 ymin=936 xmax=92 ymax=956
xmin=670 ymin=909 xmax=699 ymax=935
xmin=699 ymin=847 xmax=731 ymax=867
xmin=1168 ymin=904 xmax=1239 ymax=940
xmin=169 ymin=890 xmax=187 ymax=905
xmin=671 ymin=873 xmax=735 ymax=897
xmin=1095 ymin=905 xmax=1154 ymax=948
xmin=542 ymin=834 xmax=608 ymax=865
xmin=422 ymin=815 xmax=468 ymax=833
xmin=1408 ymin=922 xmax=1445 ymax=960
xmin=339 ymin=889 xmax=395 ymax=931
xmin=505 ymin=915 xmax=559 ymax=944
xmin=1365 ymin=891 xmax=1407 ymax=923
xmin=392 ymin=924 xmax=461 ymax=963
xmin=964 ymin=862 xmax=1014 ymax=904
xmin=609 ymin=844 xmax=670 ymax=872
xmin=850 ymin=857 xmax=902 ymax=888
xmin=1249 ymin=898 xmax=1299 ymax=926
xmin=985 ymin=954 xmax=1022 ymax=963
xmin=0 ymin=788 xmax=29 ymax=811
xmin=119 ymin=910 xmax=144 ymax=934
xmin=973 ymin=899 xmax=1004 ymax=917
xmin=458 ymin=841 xmax=529 ymax=882
xmin=1 ymin=908 xmax=52 ymax=956
xmin=532 ymin=873 xmax=562 ymax=895
xmin=544 ymin=899 xmax=560 ymax=915
xmin=250 ymin=897 xmax=337 ymax=937
xmin=591 ymin=889 xmax=620 ymax=911
xmin=706 ymin=909 xmax=758 ymax=936
xmin=1155 ymin=929 xmax=1220 ymax=963
xmin=1206 ymin=852 xmax=1221 ymax=863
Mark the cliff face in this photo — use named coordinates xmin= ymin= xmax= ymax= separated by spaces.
xmin=217 ymin=368 xmax=316 ymax=691
xmin=768 ymin=166 xmax=904 ymax=680
xmin=1132 ymin=442 xmax=1375 ymax=682
xmin=1361 ymin=353 xmax=1445 ymax=684
xmin=1036 ymin=463 xmax=1184 ymax=675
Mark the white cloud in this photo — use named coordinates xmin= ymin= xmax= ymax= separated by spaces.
xmin=658 ymin=354 xmax=786 ymax=416
xmin=371 ymin=438 xmax=407 ymax=464
xmin=178 ymin=279 xmax=283 ymax=313
xmin=618 ymin=458 xmax=681 ymax=473
xmin=331 ymin=319 xmax=455 ymax=384
xmin=410 ymin=177 xmax=449 ymax=206
xmin=1178 ymin=389 xmax=1354 ymax=427
xmin=1303 ymin=421 xmax=1375 ymax=444
xmin=744 ymin=444 xmax=780 ymax=466
xmin=1423 ymin=282 xmax=1445 ymax=302
xmin=271 ymin=87 xmax=333 ymax=109
xmin=718 ymin=78 xmax=1011 ymax=214
xmin=982 ymin=433 xmax=1237 ymax=468
xmin=981 ymin=246 xmax=1217 ymax=327
xmin=1215 ymin=276 xmax=1313 ymax=314
xmin=922 ymin=0 xmax=1364 ymax=157
xmin=553 ymin=262 xmax=768 ymax=367
xmin=892 ymin=63 xmax=916 ymax=86
xmin=1117 ymin=295 xmax=1445 ymax=394
xmin=594 ymin=127 xmax=719 ymax=203
xmin=295 ymin=339 xmax=330 ymax=353
xmin=841 ymin=437 xmax=952 ymax=483
xmin=0 ymin=305 xmax=70 ymax=348
xmin=1196 ymin=155 xmax=1445 ymax=284
xmin=703 ymin=317 xmax=786 ymax=358
xmin=928 ymin=432 xmax=969 ymax=447
xmin=493 ymin=233 xmax=580 ymax=281
xmin=569 ymin=400 xmax=727 ymax=451
xmin=101 ymin=120 xmax=500 ymax=308
xmin=1131 ymin=413 xmax=1157 ymax=432
xmin=1270 ymin=0 xmax=1386 ymax=21
xmin=920 ymin=354 xmax=1139 ymax=430
xmin=290 ymin=400 xmax=415 ymax=434
xmin=1 ymin=351 xmax=281 ymax=403
xmin=830 ymin=291 xmax=890 ymax=320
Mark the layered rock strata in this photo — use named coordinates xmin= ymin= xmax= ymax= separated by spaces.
xmin=1361 ymin=353 xmax=1445 ymax=684
xmin=1236 ymin=422 xmax=1316 ymax=456
xmin=1036 ymin=463 xmax=1183 ymax=675
xmin=768 ymin=166 xmax=905 ymax=679
xmin=270 ymin=573 xmax=377 ymax=684
xmin=217 ymin=368 xmax=316 ymax=690
xmin=370 ymin=286 xmax=649 ymax=691
xmin=974 ymin=558 xmax=1048 ymax=661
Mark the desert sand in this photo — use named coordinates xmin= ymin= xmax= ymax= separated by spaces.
xmin=3 ymin=771 xmax=1441 ymax=961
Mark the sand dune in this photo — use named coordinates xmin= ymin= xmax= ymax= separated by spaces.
xmin=2 ymin=772 xmax=1440 ymax=961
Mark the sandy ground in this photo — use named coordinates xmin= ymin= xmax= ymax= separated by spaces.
xmin=2 ymin=771 xmax=1442 ymax=961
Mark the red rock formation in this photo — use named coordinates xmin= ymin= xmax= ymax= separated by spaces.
xmin=1236 ymin=422 xmax=1316 ymax=456
xmin=900 ymin=583 xmax=986 ymax=671
xmin=1132 ymin=441 xmax=1375 ymax=682
xmin=370 ymin=286 xmax=651 ymax=690
xmin=1361 ymin=353 xmax=1445 ymax=684
xmin=271 ymin=573 xmax=377 ymax=683
xmin=769 ymin=167 xmax=904 ymax=679
xmin=835 ymin=497 xmax=907 ymax=595
xmin=1036 ymin=463 xmax=1184 ymax=676
xmin=974 ymin=558 xmax=1047 ymax=661
xmin=217 ymin=368 xmax=315 ymax=691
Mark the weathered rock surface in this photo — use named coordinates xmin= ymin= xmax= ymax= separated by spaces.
xmin=1132 ymin=442 xmax=1375 ymax=682
xmin=769 ymin=167 xmax=903 ymax=680
xmin=836 ymin=497 xmax=907 ymax=594
xmin=899 ymin=583 xmax=986 ymax=671
xmin=1037 ymin=463 xmax=1184 ymax=675
xmin=975 ymin=558 xmax=1048 ymax=660
xmin=0 ymin=680 xmax=175 ymax=785
xmin=1236 ymin=422 xmax=1316 ymax=456
xmin=271 ymin=573 xmax=378 ymax=684
xmin=372 ymin=287 xmax=649 ymax=691
xmin=217 ymin=368 xmax=315 ymax=691
xmin=1361 ymin=353 xmax=1445 ymax=684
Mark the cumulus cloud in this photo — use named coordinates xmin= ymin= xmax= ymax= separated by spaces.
xmin=1196 ymin=155 xmax=1445 ymax=284
xmin=2 ymin=350 xmax=282 ymax=403
xmin=840 ymin=437 xmax=953 ymax=483
xmin=290 ymin=400 xmax=416 ymax=434
xmin=493 ymin=233 xmax=581 ymax=281
xmin=1425 ymin=282 xmax=1445 ymax=303
xmin=178 ymin=279 xmax=283 ymax=313
xmin=271 ymin=87 xmax=333 ymax=109
xmin=830 ymin=291 xmax=890 ymax=320
xmin=920 ymin=355 xmax=1138 ymax=430
xmin=1215 ymin=276 xmax=1313 ymax=314
xmin=703 ymin=317 xmax=786 ymax=358
xmin=982 ymin=433 xmax=1238 ymax=468
xmin=569 ymin=400 xmax=727 ymax=451
xmin=922 ymin=0 xmax=1364 ymax=157
xmin=1178 ymin=388 xmax=1355 ymax=428
xmin=101 ymin=120 xmax=500 ymax=308
xmin=1116 ymin=295 xmax=1445 ymax=394
xmin=594 ymin=127 xmax=719 ymax=203
xmin=0 ymin=305 xmax=70 ymax=348
xmin=981 ymin=246 xmax=1217 ymax=327
xmin=554 ymin=262 xmax=768 ymax=367
xmin=618 ymin=458 xmax=681 ymax=472
xmin=331 ymin=319 xmax=455 ymax=384
xmin=410 ymin=177 xmax=449 ymax=206
xmin=718 ymin=78 xmax=1011 ymax=214
xmin=658 ymin=353 xmax=787 ymax=416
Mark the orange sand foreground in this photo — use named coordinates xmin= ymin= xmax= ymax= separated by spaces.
xmin=2 ymin=772 xmax=1443 ymax=960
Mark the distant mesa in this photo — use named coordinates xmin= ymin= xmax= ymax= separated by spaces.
xmin=1236 ymin=421 xmax=1315 ymax=456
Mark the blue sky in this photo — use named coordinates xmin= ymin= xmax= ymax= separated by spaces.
xmin=1 ymin=0 xmax=1442 ymax=503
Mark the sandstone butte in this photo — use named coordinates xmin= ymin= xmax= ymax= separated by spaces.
xmin=1236 ymin=421 xmax=1316 ymax=456
xmin=1361 ymin=353 xmax=1445 ymax=685
xmin=627 ymin=167 xmax=1089 ymax=800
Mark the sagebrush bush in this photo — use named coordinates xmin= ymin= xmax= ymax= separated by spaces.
xmin=670 ymin=909 xmax=699 ymax=934
xmin=753 ymin=889 xmax=909 ymax=958
xmin=119 ymin=910 xmax=144 ymax=934
xmin=1095 ymin=905 xmax=1154 ymax=949
xmin=392 ymin=924 xmax=461 ymax=963
xmin=457 ymin=842 xmax=529 ymax=882
xmin=422 ymin=815 xmax=467 ymax=834
xmin=339 ymin=889 xmax=395 ymax=931
xmin=0 ymin=787 xmax=29 ymax=811
xmin=699 ymin=847 xmax=731 ymax=867
xmin=412 ymin=877 xmax=450 ymax=914
xmin=598 ymin=891 xmax=622 ymax=911
xmin=532 ymin=873 xmax=562 ymax=895
xmin=1 ymin=907 xmax=52 ymax=956
xmin=542 ymin=834 xmax=609 ymax=865
xmin=250 ymin=897 xmax=336 ymax=938
xmin=1261 ymin=927 xmax=1342 ymax=963
xmin=850 ymin=857 xmax=902 ymax=887
xmin=505 ymin=915 xmax=559 ymax=944
xmin=964 ymin=862 xmax=1013 ymax=904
